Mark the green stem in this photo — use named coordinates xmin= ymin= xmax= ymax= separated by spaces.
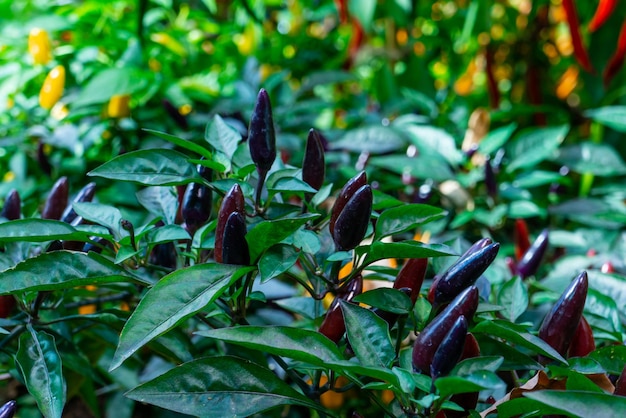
xmin=254 ymin=168 xmax=269 ymax=215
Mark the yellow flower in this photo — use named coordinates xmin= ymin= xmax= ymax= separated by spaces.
xmin=107 ymin=94 xmax=131 ymax=118
xmin=28 ymin=28 xmax=52 ymax=65
xmin=39 ymin=65 xmax=65 ymax=110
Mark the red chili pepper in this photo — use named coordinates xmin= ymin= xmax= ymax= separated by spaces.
xmin=394 ymin=258 xmax=428 ymax=305
xmin=588 ymin=0 xmax=618 ymax=33
xmin=615 ymin=364 xmax=626 ymax=396
xmin=567 ymin=315 xmax=595 ymax=358
xmin=514 ymin=219 xmax=531 ymax=262
xmin=527 ymin=67 xmax=546 ymax=126
xmin=215 ymin=184 xmax=245 ymax=263
xmin=603 ymin=20 xmax=626 ymax=87
xmin=485 ymin=46 xmax=500 ymax=109
xmin=319 ymin=275 xmax=364 ymax=343
xmin=562 ymin=0 xmax=595 ymax=73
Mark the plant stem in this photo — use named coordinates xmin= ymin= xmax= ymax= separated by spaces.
xmin=254 ymin=168 xmax=269 ymax=214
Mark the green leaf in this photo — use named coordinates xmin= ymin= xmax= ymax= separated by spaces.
xmin=332 ymin=126 xmax=406 ymax=154
xmin=524 ymin=390 xmax=626 ymax=418
xmin=88 ymin=149 xmax=200 ymax=186
xmin=204 ymin=114 xmax=241 ymax=172
xmin=353 ymin=288 xmax=412 ymax=314
xmin=196 ymin=326 xmax=344 ymax=364
xmin=348 ymin=0 xmax=376 ymax=31
xmin=126 ymin=356 xmax=321 ymax=417
xmin=0 ymin=251 xmax=143 ymax=294
xmin=136 ymin=186 xmax=178 ymax=225
xmin=435 ymin=371 xmax=504 ymax=399
xmin=324 ymin=360 xmax=400 ymax=386
xmin=73 ymin=67 xmax=149 ymax=108
xmin=584 ymin=106 xmax=626 ymax=132
xmin=497 ymin=276 xmax=528 ymax=322
xmin=374 ymin=204 xmax=447 ymax=239
xmin=357 ymin=241 xmax=454 ymax=267
xmin=508 ymin=200 xmax=546 ymax=219
xmin=269 ymin=177 xmax=317 ymax=194
xmin=16 ymin=326 xmax=66 ymax=418
xmin=144 ymin=129 xmax=213 ymax=160
xmin=146 ymin=224 xmax=190 ymax=245
xmin=73 ymin=202 xmax=125 ymax=239
xmin=496 ymin=397 xmax=564 ymax=417
xmin=258 ymin=244 xmax=299 ymax=283
xmin=246 ymin=214 xmax=318 ymax=262
xmin=506 ymin=125 xmax=569 ymax=172
xmin=473 ymin=320 xmax=567 ymax=364
xmin=340 ymin=301 xmax=395 ymax=368
xmin=479 ymin=122 xmax=517 ymax=156
xmin=588 ymin=345 xmax=626 ymax=374
xmin=452 ymin=356 xmax=504 ymax=376
xmin=110 ymin=264 xmax=253 ymax=370
xmin=476 ymin=335 xmax=542 ymax=371
xmin=405 ymin=124 xmax=462 ymax=166
xmin=555 ymin=143 xmax=626 ymax=176
xmin=369 ymin=155 xmax=454 ymax=181
xmin=0 ymin=219 xmax=82 ymax=243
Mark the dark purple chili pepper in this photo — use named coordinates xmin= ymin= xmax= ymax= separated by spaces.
xmin=484 ymin=157 xmax=497 ymax=199
xmin=412 ymin=286 xmax=479 ymax=374
xmin=61 ymin=182 xmax=96 ymax=224
xmin=41 ymin=177 xmax=69 ymax=220
xmin=332 ymin=184 xmax=372 ymax=251
xmin=0 ymin=400 xmax=16 ymax=418
xmin=215 ymin=184 xmax=245 ymax=263
xmin=248 ymin=88 xmax=276 ymax=172
xmin=615 ymin=364 xmax=626 ymax=396
xmin=302 ymin=128 xmax=326 ymax=193
xmin=567 ymin=314 xmax=595 ymax=358
xmin=319 ymin=275 xmax=363 ymax=343
xmin=538 ymin=271 xmax=588 ymax=362
xmin=517 ymin=229 xmax=549 ymax=279
xmin=447 ymin=334 xmax=481 ymax=417
xmin=221 ymin=211 xmax=250 ymax=265
xmin=162 ymin=99 xmax=189 ymax=130
xmin=182 ymin=182 xmax=213 ymax=235
xmin=0 ymin=189 xmax=20 ymax=221
xmin=430 ymin=315 xmax=468 ymax=380
xmin=329 ymin=172 xmax=367 ymax=236
xmin=394 ymin=258 xmax=428 ymax=305
xmin=432 ymin=242 xmax=500 ymax=308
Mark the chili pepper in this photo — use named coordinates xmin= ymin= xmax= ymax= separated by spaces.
xmin=28 ymin=28 xmax=51 ymax=65
xmin=107 ymin=94 xmax=131 ymax=118
xmin=431 ymin=242 xmax=500 ymax=308
xmin=538 ymin=271 xmax=588 ymax=361
xmin=615 ymin=364 xmax=626 ymax=396
xmin=302 ymin=128 xmax=326 ymax=193
xmin=215 ymin=184 xmax=245 ymax=263
xmin=39 ymin=65 xmax=65 ymax=110
xmin=41 ymin=177 xmax=69 ymax=220
xmin=162 ymin=99 xmax=189 ymax=130
xmin=148 ymin=222 xmax=177 ymax=269
xmin=0 ymin=189 xmax=21 ymax=221
xmin=0 ymin=294 xmax=15 ymax=318
xmin=562 ymin=0 xmax=594 ymax=73
xmin=431 ymin=315 xmax=468 ymax=380
xmin=61 ymin=182 xmax=96 ymax=224
xmin=588 ymin=0 xmax=618 ymax=33
xmin=249 ymin=88 xmax=276 ymax=172
xmin=514 ymin=219 xmax=531 ymax=261
xmin=485 ymin=46 xmax=500 ymax=109
xmin=330 ymin=171 xmax=367 ymax=236
xmin=446 ymin=333 xmax=481 ymax=417
xmin=37 ymin=140 xmax=52 ymax=176
xmin=567 ymin=315 xmax=595 ymax=358
xmin=221 ymin=212 xmax=250 ymax=265
xmin=412 ymin=286 xmax=479 ymax=374
xmin=527 ymin=66 xmax=546 ymax=126
xmin=332 ymin=184 xmax=372 ymax=251
xmin=319 ymin=274 xmax=363 ymax=343
xmin=394 ymin=258 xmax=428 ymax=304
xmin=484 ymin=156 xmax=497 ymax=199
xmin=182 ymin=167 xmax=213 ymax=235
xmin=603 ymin=20 xmax=626 ymax=87
xmin=0 ymin=400 xmax=16 ymax=418
xmin=517 ymin=228 xmax=549 ymax=280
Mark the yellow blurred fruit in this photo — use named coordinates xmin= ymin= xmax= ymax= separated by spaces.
xmin=39 ymin=65 xmax=65 ymax=110
xmin=28 ymin=28 xmax=52 ymax=65
xmin=107 ymin=94 xmax=131 ymax=118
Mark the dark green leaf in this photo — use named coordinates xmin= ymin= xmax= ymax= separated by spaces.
xmin=16 ymin=326 xmax=66 ymax=418
xmin=126 ymin=356 xmax=321 ymax=417
xmin=497 ymin=277 xmax=528 ymax=322
xmin=136 ymin=186 xmax=178 ymax=225
xmin=479 ymin=122 xmax=517 ymax=155
xmin=144 ymin=129 xmax=213 ymax=160
xmin=0 ymin=219 xmax=83 ymax=243
xmin=246 ymin=214 xmax=318 ymax=262
xmin=369 ymin=155 xmax=454 ymax=181
xmin=341 ymin=301 xmax=395 ymax=368
xmin=88 ymin=149 xmax=200 ymax=186
xmin=506 ymin=125 xmax=569 ymax=172
xmin=584 ymin=106 xmax=626 ymax=132
xmin=353 ymin=288 xmax=412 ymax=314
xmin=259 ymin=244 xmax=299 ymax=283
xmin=73 ymin=202 xmax=124 ymax=239
xmin=588 ymin=345 xmax=626 ymax=374
xmin=332 ymin=126 xmax=406 ymax=154
xmin=146 ymin=224 xmax=190 ymax=244
xmin=452 ymin=356 xmax=504 ymax=376
xmin=0 ymin=251 xmax=143 ymax=294
xmin=435 ymin=371 xmax=504 ymax=399
xmin=111 ymin=264 xmax=253 ymax=370
xmin=196 ymin=326 xmax=344 ymax=364
xmin=204 ymin=115 xmax=242 ymax=172
xmin=357 ymin=241 xmax=454 ymax=267
xmin=374 ymin=204 xmax=447 ymax=239
xmin=555 ymin=143 xmax=626 ymax=176
xmin=524 ymin=390 xmax=626 ymax=418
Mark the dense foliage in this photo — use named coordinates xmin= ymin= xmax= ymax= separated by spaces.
xmin=1 ymin=0 xmax=626 ymax=417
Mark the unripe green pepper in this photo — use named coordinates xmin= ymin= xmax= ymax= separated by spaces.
xmin=61 ymin=182 xmax=96 ymax=224
xmin=248 ymin=88 xmax=276 ymax=172
xmin=329 ymin=172 xmax=367 ymax=236
xmin=431 ymin=241 xmax=499 ymax=308
xmin=215 ymin=184 xmax=245 ymax=263
xmin=567 ymin=314 xmax=595 ymax=358
xmin=302 ymin=128 xmax=325 ymax=193
xmin=412 ymin=286 xmax=479 ymax=374
xmin=517 ymin=228 xmax=549 ymax=279
xmin=221 ymin=212 xmax=250 ymax=265
xmin=319 ymin=275 xmax=363 ymax=343
xmin=430 ymin=315 xmax=468 ymax=380
xmin=0 ymin=400 xmax=16 ymax=418
xmin=0 ymin=189 xmax=21 ymax=220
xmin=332 ymin=184 xmax=372 ymax=251
xmin=538 ymin=271 xmax=588 ymax=361
xmin=41 ymin=177 xmax=69 ymax=220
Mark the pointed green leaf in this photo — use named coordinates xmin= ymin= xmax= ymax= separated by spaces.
xmin=524 ymin=390 xmax=626 ymax=418
xmin=340 ymin=301 xmax=395 ymax=368
xmin=506 ymin=125 xmax=569 ymax=172
xmin=435 ymin=371 xmax=504 ymax=399
xmin=258 ymin=245 xmax=299 ymax=282
xmin=584 ymin=106 xmax=626 ymax=132
xmin=0 ymin=251 xmax=143 ymax=294
xmin=479 ymin=122 xmax=517 ymax=155
xmin=125 ymin=356 xmax=321 ymax=417
xmin=110 ymin=264 xmax=253 ymax=370
xmin=16 ymin=326 xmax=66 ymax=418
xmin=0 ymin=219 xmax=83 ymax=243
xmin=246 ymin=214 xmax=319 ymax=262
xmin=196 ymin=326 xmax=344 ymax=364
xmin=497 ymin=276 xmax=528 ymax=322
xmin=357 ymin=241 xmax=454 ymax=267
xmin=204 ymin=114 xmax=241 ymax=172
xmin=374 ymin=204 xmax=446 ymax=239
xmin=352 ymin=288 xmax=412 ymax=315
xmin=144 ymin=129 xmax=213 ymax=160
xmin=88 ymin=149 xmax=200 ymax=186
xmin=136 ymin=186 xmax=178 ymax=225
xmin=73 ymin=202 xmax=125 ymax=239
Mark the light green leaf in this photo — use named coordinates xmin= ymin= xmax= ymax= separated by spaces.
xmin=332 ymin=125 xmax=406 ymax=154
xmin=356 ymin=241 xmax=454 ymax=267
xmin=204 ymin=115 xmax=241 ymax=172
xmin=136 ymin=186 xmax=179 ymax=225
xmin=585 ymin=106 xmax=626 ymax=132
xmin=144 ymin=129 xmax=213 ymax=160
xmin=497 ymin=277 xmax=528 ymax=322
xmin=73 ymin=202 xmax=124 ymax=239
xmin=259 ymin=244 xmax=299 ymax=283
xmin=507 ymin=125 xmax=569 ymax=172
xmin=524 ymin=390 xmax=626 ymax=418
